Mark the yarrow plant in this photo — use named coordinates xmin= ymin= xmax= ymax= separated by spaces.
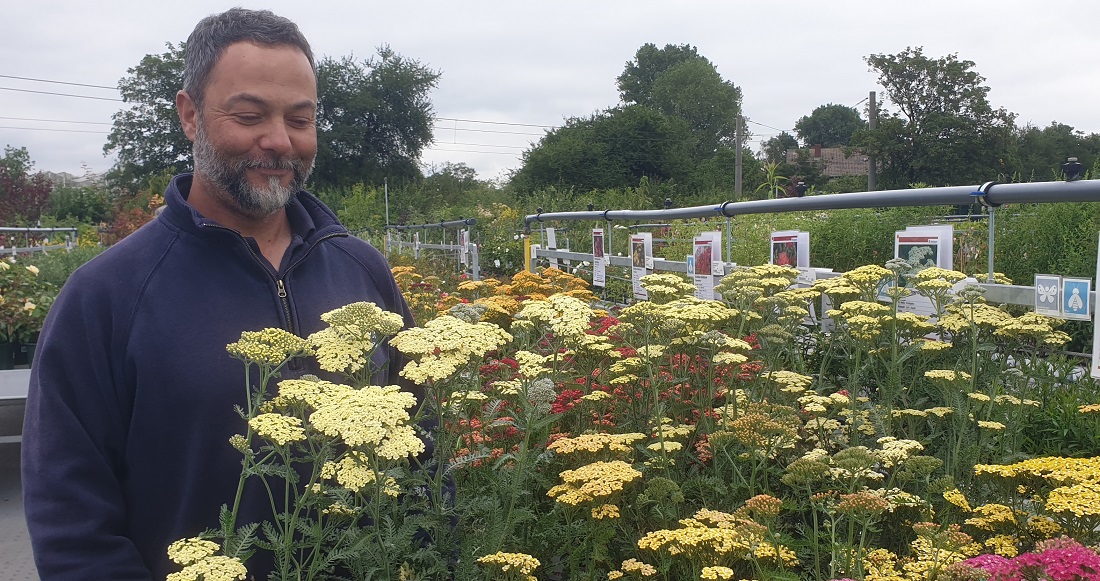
xmin=165 ymin=302 xmax=445 ymax=581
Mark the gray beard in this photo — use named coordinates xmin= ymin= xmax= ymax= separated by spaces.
xmin=192 ymin=122 xmax=315 ymax=218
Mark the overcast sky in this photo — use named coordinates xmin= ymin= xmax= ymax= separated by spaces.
xmin=3 ymin=0 xmax=1099 ymax=184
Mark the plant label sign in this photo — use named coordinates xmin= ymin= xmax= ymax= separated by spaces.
xmin=1062 ymin=277 xmax=1091 ymax=321
xmin=770 ymin=230 xmax=809 ymax=269
xmin=1034 ymin=274 xmax=1062 ymax=317
xmin=591 ymin=229 xmax=605 ymax=288
xmin=545 ymin=228 xmax=559 ymax=269
xmin=631 ymin=233 xmax=652 ymax=301
xmin=693 ymin=232 xmax=721 ymax=300
xmin=1092 ymin=232 xmax=1100 ymax=378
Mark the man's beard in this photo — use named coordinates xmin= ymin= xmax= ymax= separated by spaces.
xmin=192 ymin=121 xmax=315 ymax=217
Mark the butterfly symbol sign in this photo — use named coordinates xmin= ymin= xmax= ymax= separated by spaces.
xmin=1036 ymin=283 xmax=1058 ymax=304
xmin=1034 ymin=275 xmax=1062 ymax=317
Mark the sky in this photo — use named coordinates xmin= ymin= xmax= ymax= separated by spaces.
xmin=3 ymin=0 xmax=1100 ymax=184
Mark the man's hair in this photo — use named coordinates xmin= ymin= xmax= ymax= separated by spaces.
xmin=182 ymin=7 xmax=316 ymax=106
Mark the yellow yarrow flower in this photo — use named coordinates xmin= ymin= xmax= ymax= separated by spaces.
xmin=248 ymin=413 xmax=306 ymax=446
xmin=476 ymin=551 xmax=541 ymax=577
xmin=547 ymin=460 xmax=642 ymax=505
xmin=700 ymin=566 xmax=734 ymax=580
xmin=167 ymin=538 xmax=220 ymax=566
xmin=226 ymin=328 xmax=311 ymax=366
xmin=166 ymin=555 xmax=248 ymax=581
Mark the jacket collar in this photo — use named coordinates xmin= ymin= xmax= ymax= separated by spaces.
xmin=160 ymin=173 xmax=348 ymax=242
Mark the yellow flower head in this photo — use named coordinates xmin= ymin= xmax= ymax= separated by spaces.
xmin=226 ymin=328 xmax=312 ymax=366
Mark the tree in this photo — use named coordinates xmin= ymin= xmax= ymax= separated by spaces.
xmin=761 ymin=132 xmax=798 ymax=164
xmin=315 ymin=47 xmax=440 ymax=188
xmin=852 ymin=47 xmax=1016 ymax=188
xmin=616 ymin=43 xmax=702 ymax=106
xmin=105 ymin=43 xmax=439 ymax=192
xmin=0 ymin=147 xmax=53 ymax=225
xmin=794 ymin=104 xmax=864 ymax=147
xmin=510 ymin=105 xmax=693 ymax=196
xmin=617 ymin=44 xmax=742 ymax=158
xmin=104 ymin=43 xmax=190 ymax=191
xmin=1011 ymin=122 xmax=1100 ymax=181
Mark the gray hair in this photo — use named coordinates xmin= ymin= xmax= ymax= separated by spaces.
xmin=182 ymin=7 xmax=316 ymax=106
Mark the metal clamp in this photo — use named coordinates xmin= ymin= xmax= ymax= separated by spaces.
xmin=969 ymin=181 xmax=1000 ymax=209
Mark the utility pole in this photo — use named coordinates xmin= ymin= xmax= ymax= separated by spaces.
xmin=867 ymin=91 xmax=877 ymax=191
xmin=735 ymin=114 xmax=743 ymax=199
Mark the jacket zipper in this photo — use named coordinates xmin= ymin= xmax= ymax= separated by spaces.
xmin=202 ymin=223 xmax=345 ymax=335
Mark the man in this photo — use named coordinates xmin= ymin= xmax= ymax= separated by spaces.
xmin=21 ymin=9 xmax=414 ymax=580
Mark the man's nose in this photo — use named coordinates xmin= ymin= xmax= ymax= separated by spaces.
xmin=258 ymin=120 xmax=293 ymax=156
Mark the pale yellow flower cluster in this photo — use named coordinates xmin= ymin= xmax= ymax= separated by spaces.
xmin=938 ymin=302 xmax=1010 ymax=333
xmin=321 ymin=452 xmax=378 ymax=492
xmin=607 ymin=558 xmax=657 ymax=579
xmin=308 ymin=326 xmax=374 ymax=376
xmin=581 ymin=390 xmax=611 ymax=402
xmin=166 ymin=538 xmax=247 ymax=581
xmin=309 ymin=385 xmax=423 ymax=459
xmin=762 ymin=370 xmax=814 ymax=393
xmin=924 ymin=369 xmax=972 ymax=382
xmin=476 ymin=551 xmax=541 ymax=580
xmin=639 ymin=273 xmax=695 ymax=303
xmin=514 ymin=293 xmax=594 ymax=340
xmin=943 ymin=488 xmax=972 ymax=511
xmin=874 ymin=437 xmax=924 ymax=468
xmin=1046 ymin=482 xmax=1100 ymax=517
xmin=699 ymin=566 xmax=734 ymax=580
xmin=226 ymin=328 xmax=311 ymax=366
xmin=591 ymin=503 xmax=621 ymax=520
xmin=965 ymin=503 xmax=1018 ymax=531
xmin=662 ymin=297 xmax=738 ymax=332
xmin=512 ymin=350 xmax=550 ymax=378
xmin=993 ymin=312 xmax=1071 ymax=346
xmin=637 ymin=508 xmax=798 ymax=567
xmin=647 ymin=441 xmax=683 ymax=453
xmin=391 ymin=315 xmax=512 ymax=384
xmin=268 ymin=378 xmax=343 ymax=411
xmin=248 ymin=413 xmax=305 ymax=446
xmin=547 ymin=460 xmax=642 ymax=505
xmin=548 ymin=433 xmax=646 ymax=457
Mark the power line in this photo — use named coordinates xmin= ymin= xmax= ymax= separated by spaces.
xmin=436 ymin=116 xmax=556 ymax=129
xmin=0 ymin=126 xmax=109 ymax=134
xmin=0 ymin=86 xmax=122 ymax=102
xmin=0 ymin=116 xmax=111 ymax=125
xmin=745 ymin=119 xmax=792 ymax=133
xmin=0 ymin=74 xmax=117 ymax=91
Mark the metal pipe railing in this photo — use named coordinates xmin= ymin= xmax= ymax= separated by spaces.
xmin=386 ymin=218 xmax=476 ymax=231
xmin=523 ymin=179 xmax=1100 ymax=229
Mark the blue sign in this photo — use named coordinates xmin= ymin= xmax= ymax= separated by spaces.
xmin=1062 ymin=278 xmax=1092 ymax=321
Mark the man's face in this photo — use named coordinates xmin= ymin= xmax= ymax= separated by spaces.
xmin=182 ymin=42 xmax=318 ymax=217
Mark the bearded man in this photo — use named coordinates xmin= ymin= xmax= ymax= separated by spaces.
xmin=21 ymin=9 xmax=414 ymax=580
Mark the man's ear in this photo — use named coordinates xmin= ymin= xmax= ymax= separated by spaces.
xmin=177 ymin=90 xmax=199 ymax=141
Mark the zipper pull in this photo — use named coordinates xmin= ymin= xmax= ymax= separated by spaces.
xmin=277 ymin=279 xmax=287 ymax=298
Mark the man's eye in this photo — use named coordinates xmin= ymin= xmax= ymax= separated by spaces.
xmin=288 ymin=117 xmax=314 ymax=129
xmin=234 ymin=114 xmax=262 ymax=123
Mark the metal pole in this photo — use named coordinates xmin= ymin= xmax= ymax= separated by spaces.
xmin=725 ymin=217 xmax=732 ymax=266
xmin=735 ymin=115 xmax=743 ymax=199
xmin=987 ymin=206 xmax=996 ymax=283
xmin=868 ymin=91 xmax=877 ymax=192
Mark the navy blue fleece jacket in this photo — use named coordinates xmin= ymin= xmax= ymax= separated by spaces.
xmin=21 ymin=174 xmax=415 ymax=580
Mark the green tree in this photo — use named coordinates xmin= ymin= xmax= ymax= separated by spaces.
xmin=618 ymin=44 xmax=742 ymax=158
xmin=794 ymin=103 xmax=864 ymax=147
xmin=0 ymin=147 xmax=53 ymax=225
xmin=105 ymin=43 xmax=439 ymax=193
xmin=1011 ymin=122 xmax=1100 ymax=182
xmin=104 ymin=43 xmax=190 ymax=192
xmin=616 ymin=43 xmax=703 ymax=106
xmin=852 ymin=47 xmax=1016 ymax=188
xmin=761 ymin=132 xmax=798 ymax=164
xmin=315 ymin=47 xmax=440 ymax=188
xmin=48 ymin=185 xmax=112 ymax=224
xmin=510 ymin=105 xmax=693 ymax=197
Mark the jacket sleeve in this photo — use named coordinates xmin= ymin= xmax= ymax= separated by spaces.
xmin=21 ymin=274 xmax=152 ymax=581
